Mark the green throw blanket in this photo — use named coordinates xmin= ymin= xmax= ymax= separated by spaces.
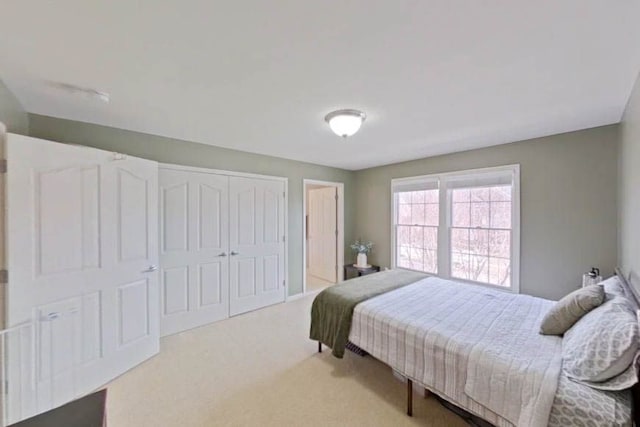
xmin=309 ymin=269 xmax=427 ymax=358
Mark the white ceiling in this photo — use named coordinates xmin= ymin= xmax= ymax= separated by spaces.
xmin=1 ymin=1 xmax=640 ymax=170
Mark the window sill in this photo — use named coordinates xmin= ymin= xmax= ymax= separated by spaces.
xmin=395 ymin=267 xmax=518 ymax=293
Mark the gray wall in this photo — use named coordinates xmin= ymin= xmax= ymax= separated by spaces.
xmin=354 ymin=125 xmax=619 ymax=300
xmin=28 ymin=114 xmax=356 ymax=296
xmin=28 ymin=113 xmax=621 ymax=301
xmin=619 ymin=72 xmax=640 ymax=291
xmin=0 ymin=79 xmax=28 ymax=135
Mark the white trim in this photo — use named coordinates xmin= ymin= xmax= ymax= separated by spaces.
xmin=283 ymin=179 xmax=289 ymax=297
xmin=286 ymin=288 xmax=322 ymax=302
xmin=511 ymin=164 xmax=521 ymax=293
xmin=300 ymin=179 xmax=345 ymax=297
xmin=391 ymin=164 xmax=519 ymax=185
xmin=159 ymin=163 xmax=288 ymax=182
xmin=158 ymin=162 xmax=290 ymax=302
xmin=390 ymin=185 xmax=396 ymax=272
xmin=0 ymin=124 xmax=5 ymax=330
xmin=390 ymin=164 xmax=520 ymax=293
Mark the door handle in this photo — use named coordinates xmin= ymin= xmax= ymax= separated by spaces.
xmin=142 ymin=265 xmax=158 ymax=273
xmin=42 ymin=312 xmax=60 ymax=322
xmin=218 ymin=252 xmax=227 ymax=257
xmin=230 ymin=251 xmax=239 ymax=256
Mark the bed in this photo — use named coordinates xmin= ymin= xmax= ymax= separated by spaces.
xmin=310 ymin=269 xmax=638 ymax=426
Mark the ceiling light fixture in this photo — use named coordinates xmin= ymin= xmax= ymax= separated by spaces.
xmin=324 ymin=109 xmax=366 ymax=138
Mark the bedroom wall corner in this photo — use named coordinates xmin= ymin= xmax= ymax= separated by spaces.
xmin=619 ymin=70 xmax=640 ymax=293
xmin=0 ymin=78 xmax=29 ymax=135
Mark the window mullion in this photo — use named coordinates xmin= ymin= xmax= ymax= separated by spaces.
xmin=392 ymin=193 xmax=398 ymax=269
xmin=438 ymin=179 xmax=449 ymax=278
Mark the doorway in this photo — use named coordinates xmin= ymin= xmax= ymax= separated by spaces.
xmin=302 ymin=180 xmax=344 ymax=293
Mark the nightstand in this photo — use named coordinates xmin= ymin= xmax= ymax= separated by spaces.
xmin=344 ymin=264 xmax=381 ymax=280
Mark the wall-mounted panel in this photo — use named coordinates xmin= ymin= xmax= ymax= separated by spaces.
xmin=36 ymin=298 xmax=81 ymax=381
xmin=37 ymin=166 xmax=100 ymax=275
xmin=263 ymin=189 xmax=279 ymax=244
xmin=199 ymin=184 xmax=222 ymax=250
xmin=263 ymin=255 xmax=279 ymax=291
xmin=80 ymin=168 xmax=101 ymax=269
xmin=163 ymin=267 xmax=188 ymax=315
xmin=81 ymin=292 xmax=102 ymax=364
xmin=162 ymin=183 xmax=188 ymax=252
xmin=237 ymin=189 xmax=255 ymax=246
xmin=118 ymin=169 xmax=148 ymax=262
xmin=237 ymin=259 xmax=256 ymax=298
xmin=118 ymin=280 xmax=149 ymax=346
xmin=199 ymin=262 xmax=222 ymax=306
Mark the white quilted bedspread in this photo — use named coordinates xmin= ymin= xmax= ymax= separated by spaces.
xmin=348 ymin=277 xmax=562 ymax=427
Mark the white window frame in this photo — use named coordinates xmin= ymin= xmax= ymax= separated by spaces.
xmin=390 ymin=164 xmax=520 ymax=293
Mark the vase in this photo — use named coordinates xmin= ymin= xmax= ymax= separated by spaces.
xmin=357 ymin=253 xmax=368 ymax=268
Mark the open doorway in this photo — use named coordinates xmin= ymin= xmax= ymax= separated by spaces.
xmin=303 ymin=179 xmax=344 ymax=293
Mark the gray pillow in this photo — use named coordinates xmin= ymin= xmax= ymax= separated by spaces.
xmin=562 ymin=297 xmax=639 ymax=382
xmin=540 ymin=285 xmax=605 ymax=335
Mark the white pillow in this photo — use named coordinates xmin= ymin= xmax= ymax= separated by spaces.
xmin=562 ymin=297 xmax=639 ymax=382
xmin=574 ymin=353 xmax=639 ymax=391
xmin=598 ymin=275 xmax=625 ymax=299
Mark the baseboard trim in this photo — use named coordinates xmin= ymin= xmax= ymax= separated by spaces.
xmin=287 ymin=289 xmax=321 ymax=301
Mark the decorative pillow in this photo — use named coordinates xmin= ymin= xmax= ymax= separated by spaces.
xmin=540 ymin=285 xmax=605 ymax=335
xmin=575 ymin=352 xmax=639 ymax=391
xmin=562 ymin=297 xmax=639 ymax=382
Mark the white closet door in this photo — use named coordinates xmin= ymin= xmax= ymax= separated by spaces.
xmin=307 ymin=187 xmax=337 ymax=283
xmin=5 ymin=134 xmax=159 ymax=423
xmin=159 ymin=169 xmax=229 ymax=336
xmin=229 ymin=177 xmax=286 ymax=316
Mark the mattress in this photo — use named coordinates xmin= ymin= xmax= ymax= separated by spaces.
xmin=348 ymin=277 xmax=632 ymax=426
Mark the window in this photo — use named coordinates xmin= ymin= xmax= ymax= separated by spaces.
xmin=395 ymin=189 xmax=439 ymax=273
xmin=391 ymin=165 xmax=520 ymax=292
xmin=450 ymin=185 xmax=511 ymax=286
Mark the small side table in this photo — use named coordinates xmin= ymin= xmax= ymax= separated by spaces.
xmin=344 ymin=264 xmax=381 ymax=280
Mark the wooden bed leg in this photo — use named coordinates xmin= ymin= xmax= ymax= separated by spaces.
xmin=407 ymin=379 xmax=413 ymax=417
xmin=424 ymin=387 xmax=431 ymax=398
xmin=318 ymin=341 xmax=322 ymax=353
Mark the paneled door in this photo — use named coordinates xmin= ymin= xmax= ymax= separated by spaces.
xmin=229 ymin=177 xmax=286 ymax=316
xmin=307 ymin=187 xmax=337 ymax=283
xmin=5 ymin=134 xmax=159 ymax=423
xmin=159 ymin=168 xmax=229 ymax=336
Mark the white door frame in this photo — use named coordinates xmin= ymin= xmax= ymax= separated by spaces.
xmin=302 ymin=179 xmax=344 ymax=294
xmin=0 ymin=122 xmax=6 ymax=330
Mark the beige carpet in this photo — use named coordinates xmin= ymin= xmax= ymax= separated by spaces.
xmin=106 ymin=294 xmax=466 ymax=427
xmin=306 ymin=271 xmax=335 ymax=292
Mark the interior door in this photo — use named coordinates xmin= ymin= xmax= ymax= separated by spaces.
xmin=308 ymin=187 xmax=337 ymax=283
xmin=5 ymin=134 xmax=159 ymax=423
xmin=159 ymin=168 xmax=229 ymax=336
xmin=229 ymin=177 xmax=285 ymax=316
